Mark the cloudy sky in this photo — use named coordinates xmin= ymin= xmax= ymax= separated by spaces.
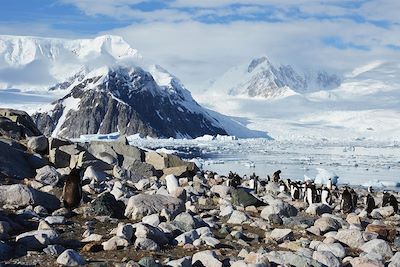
xmin=1 ymin=0 xmax=399 ymax=91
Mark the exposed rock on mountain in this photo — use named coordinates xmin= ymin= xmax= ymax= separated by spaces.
xmin=33 ymin=66 xmax=229 ymax=139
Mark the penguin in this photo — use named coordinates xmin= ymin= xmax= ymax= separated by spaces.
xmin=250 ymin=173 xmax=259 ymax=193
xmin=305 ymin=184 xmax=317 ymax=205
xmin=321 ymin=187 xmax=331 ymax=205
xmin=368 ymin=186 xmax=374 ymax=194
xmin=350 ymin=188 xmax=358 ymax=209
xmin=365 ymin=194 xmax=375 ymax=214
xmin=272 ymin=170 xmax=281 ymax=183
xmin=230 ymin=173 xmax=242 ymax=188
xmin=382 ymin=192 xmax=398 ymax=213
xmin=267 ymin=175 xmax=271 ymax=183
xmin=290 ymin=182 xmax=300 ymax=200
xmin=62 ymin=168 xmax=82 ymax=211
xmin=340 ymin=187 xmax=353 ymax=213
xmin=279 ymin=181 xmax=286 ymax=193
xmin=315 ymin=187 xmax=322 ymax=203
xmin=327 ymin=177 xmax=333 ymax=190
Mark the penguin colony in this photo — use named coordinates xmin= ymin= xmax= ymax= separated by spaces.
xmin=206 ymin=169 xmax=399 ymax=215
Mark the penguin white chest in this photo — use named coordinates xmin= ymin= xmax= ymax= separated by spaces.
xmin=307 ymin=188 xmax=313 ymax=204
xmin=321 ymin=190 xmax=330 ymax=205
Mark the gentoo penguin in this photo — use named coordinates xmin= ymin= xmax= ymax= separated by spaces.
xmin=62 ymin=168 xmax=82 ymax=210
xmin=368 ymin=186 xmax=374 ymax=194
xmin=272 ymin=170 xmax=281 ymax=183
xmin=327 ymin=177 xmax=333 ymax=190
xmin=230 ymin=173 xmax=241 ymax=188
xmin=250 ymin=173 xmax=259 ymax=193
xmin=279 ymin=181 xmax=286 ymax=193
xmin=350 ymin=188 xmax=358 ymax=209
xmin=305 ymin=184 xmax=317 ymax=205
xmin=321 ymin=187 xmax=331 ymax=205
xmin=290 ymin=182 xmax=301 ymax=200
xmin=340 ymin=188 xmax=353 ymax=213
xmin=365 ymin=194 xmax=375 ymax=214
xmin=382 ymin=192 xmax=398 ymax=213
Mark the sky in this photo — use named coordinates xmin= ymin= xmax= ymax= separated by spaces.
xmin=0 ymin=0 xmax=399 ymax=91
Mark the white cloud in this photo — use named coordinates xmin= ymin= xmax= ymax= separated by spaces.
xmin=107 ymin=18 xmax=400 ymax=92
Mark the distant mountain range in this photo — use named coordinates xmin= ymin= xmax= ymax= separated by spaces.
xmin=0 ymin=35 xmax=266 ymax=139
xmin=207 ymin=56 xmax=341 ymax=99
xmin=1 ymin=34 xmax=399 ymax=141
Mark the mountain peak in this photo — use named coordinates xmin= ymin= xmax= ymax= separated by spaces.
xmin=247 ymin=56 xmax=271 ymax=73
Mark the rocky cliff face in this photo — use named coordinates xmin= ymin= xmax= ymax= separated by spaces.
xmin=33 ymin=66 xmax=228 ymax=139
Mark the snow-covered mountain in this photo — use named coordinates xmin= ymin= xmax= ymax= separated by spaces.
xmin=0 ymin=35 xmax=268 ymax=139
xmin=0 ymin=35 xmax=141 ymax=91
xmin=207 ymin=56 xmax=341 ymax=99
xmin=197 ymin=59 xmax=400 ymax=142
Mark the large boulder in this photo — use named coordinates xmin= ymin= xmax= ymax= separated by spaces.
xmin=0 ymin=184 xmax=60 ymax=210
xmin=145 ymin=152 xmax=198 ymax=172
xmin=366 ymin=224 xmax=397 ymax=242
xmin=0 ymin=139 xmax=43 ymax=179
xmin=0 ymin=108 xmax=41 ymax=140
xmin=35 ymin=165 xmax=60 ymax=186
xmin=261 ymin=199 xmax=298 ymax=218
xmin=56 ymin=249 xmax=86 ymax=266
xmin=125 ymin=194 xmax=184 ymax=220
xmin=16 ymin=230 xmax=59 ymax=250
xmin=231 ymin=188 xmax=265 ymax=207
xmin=360 ymin=239 xmax=393 ymax=259
xmin=125 ymin=161 xmax=156 ymax=178
xmin=91 ymin=192 xmax=125 ymax=218
xmin=335 ymin=229 xmax=365 ymax=248
xmin=267 ymin=251 xmax=323 ymax=267
xmin=27 ymin=135 xmax=48 ymax=154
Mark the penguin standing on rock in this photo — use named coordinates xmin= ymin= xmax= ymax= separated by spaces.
xmin=321 ymin=187 xmax=331 ymax=205
xmin=62 ymin=168 xmax=83 ymax=211
xmin=365 ymin=194 xmax=376 ymax=214
xmin=350 ymin=188 xmax=358 ymax=209
xmin=340 ymin=187 xmax=353 ymax=213
xmin=290 ymin=183 xmax=300 ymax=200
xmin=305 ymin=183 xmax=317 ymax=205
xmin=382 ymin=191 xmax=398 ymax=213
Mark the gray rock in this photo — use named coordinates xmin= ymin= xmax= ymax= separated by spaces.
xmin=211 ymin=185 xmax=231 ymax=198
xmin=0 ymin=140 xmax=38 ymax=179
xmin=0 ymin=184 xmax=60 ymax=210
xmin=35 ymin=165 xmax=60 ymax=186
xmin=83 ymin=166 xmax=107 ymax=182
xmin=314 ymin=217 xmax=341 ymax=233
xmin=102 ymin=236 xmax=130 ymax=250
xmin=313 ymin=251 xmax=341 ymax=267
xmin=227 ymin=210 xmax=250 ymax=224
xmin=116 ymin=223 xmax=134 ymax=240
xmin=174 ymin=229 xmax=200 ymax=246
xmin=44 ymin=216 xmax=66 ymax=225
xmin=389 ymin=252 xmax=400 ymax=267
xmin=138 ymin=256 xmax=162 ymax=267
xmin=316 ymin=243 xmax=346 ymax=258
xmin=269 ymin=229 xmax=294 ymax=243
xmin=135 ymin=223 xmax=168 ymax=246
xmin=201 ymin=236 xmax=221 ymax=248
xmin=134 ymin=237 xmax=159 ymax=251
xmin=27 ymin=135 xmax=48 ymax=154
xmin=43 ymin=244 xmax=66 ymax=256
xmin=192 ymin=250 xmax=222 ymax=267
xmin=173 ymin=212 xmax=197 ymax=232
xmin=268 ymin=214 xmax=283 ymax=225
xmin=142 ymin=214 xmax=161 ymax=227
xmin=360 ymin=239 xmax=393 ymax=259
xmin=0 ymin=221 xmax=12 ymax=239
xmin=335 ymin=229 xmax=365 ymax=248
xmin=306 ymin=203 xmax=332 ymax=215
xmin=56 ymin=249 xmax=86 ymax=266
xmin=126 ymin=161 xmax=156 ymax=178
xmin=91 ymin=192 xmax=125 ymax=218
xmin=166 ymin=256 xmax=192 ymax=267
xmin=260 ymin=199 xmax=298 ymax=218
xmin=0 ymin=108 xmax=42 ymax=139
xmin=0 ymin=241 xmax=13 ymax=261
xmin=16 ymin=229 xmax=59 ymax=250
xmin=267 ymin=251 xmax=323 ymax=267
xmin=232 ymin=188 xmax=265 ymax=207
xmin=125 ymin=194 xmax=184 ymax=220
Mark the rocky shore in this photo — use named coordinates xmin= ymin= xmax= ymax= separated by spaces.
xmin=0 ymin=109 xmax=399 ymax=267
